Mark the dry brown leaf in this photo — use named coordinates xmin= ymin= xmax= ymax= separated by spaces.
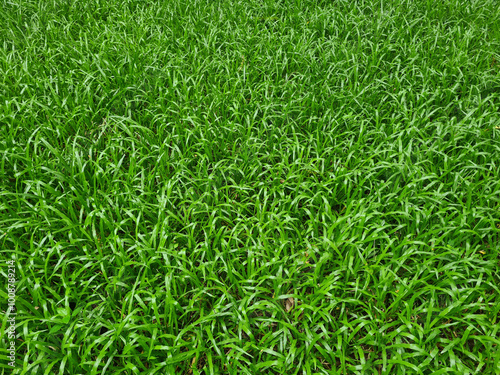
xmin=285 ymin=297 xmax=294 ymax=313
xmin=186 ymin=357 xmax=196 ymax=375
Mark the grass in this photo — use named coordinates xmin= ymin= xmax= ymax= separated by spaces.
xmin=1 ymin=0 xmax=500 ymax=373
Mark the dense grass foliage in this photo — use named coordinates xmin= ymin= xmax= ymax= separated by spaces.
xmin=1 ymin=0 xmax=500 ymax=373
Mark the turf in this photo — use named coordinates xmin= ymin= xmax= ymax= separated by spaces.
xmin=1 ymin=0 xmax=500 ymax=373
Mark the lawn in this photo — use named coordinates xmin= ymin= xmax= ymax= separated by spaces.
xmin=1 ymin=0 xmax=500 ymax=373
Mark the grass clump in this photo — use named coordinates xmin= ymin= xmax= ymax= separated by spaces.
xmin=1 ymin=0 xmax=500 ymax=373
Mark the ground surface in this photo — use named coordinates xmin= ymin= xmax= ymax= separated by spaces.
xmin=1 ymin=0 xmax=500 ymax=374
